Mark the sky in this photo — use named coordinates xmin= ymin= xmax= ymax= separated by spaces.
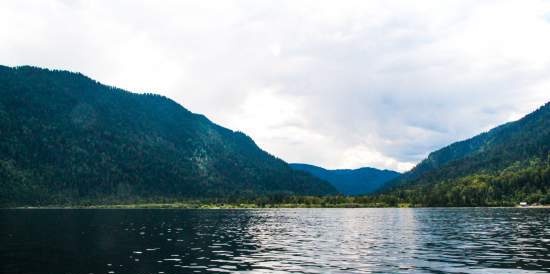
xmin=2 ymin=0 xmax=550 ymax=172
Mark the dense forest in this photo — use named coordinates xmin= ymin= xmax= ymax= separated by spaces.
xmin=290 ymin=163 xmax=400 ymax=195
xmin=0 ymin=66 xmax=337 ymax=206
xmin=377 ymin=102 xmax=550 ymax=206
xmin=1 ymin=65 xmax=549 ymax=207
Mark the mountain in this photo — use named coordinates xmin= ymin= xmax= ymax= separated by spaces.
xmin=0 ymin=66 xmax=337 ymax=206
xmin=380 ymin=101 xmax=550 ymax=206
xmin=290 ymin=163 xmax=400 ymax=195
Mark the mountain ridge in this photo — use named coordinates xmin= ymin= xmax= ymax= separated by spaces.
xmin=380 ymin=101 xmax=550 ymax=206
xmin=290 ymin=163 xmax=400 ymax=195
xmin=0 ymin=65 xmax=337 ymax=206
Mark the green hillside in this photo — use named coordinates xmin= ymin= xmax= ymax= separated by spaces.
xmin=380 ymin=102 xmax=550 ymax=206
xmin=0 ymin=66 xmax=337 ymax=206
xmin=290 ymin=163 xmax=400 ymax=195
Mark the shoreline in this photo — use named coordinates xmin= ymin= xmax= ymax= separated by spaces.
xmin=9 ymin=204 xmax=396 ymax=209
xmin=516 ymin=205 xmax=550 ymax=208
xmin=5 ymin=203 xmax=550 ymax=209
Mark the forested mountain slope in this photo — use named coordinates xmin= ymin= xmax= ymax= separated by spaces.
xmin=290 ymin=163 xmax=400 ymax=195
xmin=0 ymin=66 xmax=337 ymax=206
xmin=381 ymin=102 xmax=550 ymax=206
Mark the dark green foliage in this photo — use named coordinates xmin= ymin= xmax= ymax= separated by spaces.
xmin=290 ymin=163 xmax=400 ymax=195
xmin=380 ymin=102 xmax=550 ymax=206
xmin=0 ymin=66 xmax=337 ymax=206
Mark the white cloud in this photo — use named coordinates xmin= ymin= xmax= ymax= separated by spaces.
xmin=2 ymin=0 xmax=550 ymax=172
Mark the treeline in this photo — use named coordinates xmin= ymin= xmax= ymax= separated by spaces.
xmin=24 ymin=195 xmax=395 ymax=208
xmin=379 ymin=100 xmax=550 ymax=207
xmin=378 ymin=159 xmax=550 ymax=206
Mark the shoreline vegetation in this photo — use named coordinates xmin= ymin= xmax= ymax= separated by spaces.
xmin=15 ymin=203 xmax=405 ymax=209
xmin=11 ymin=204 xmax=550 ymax=209
xmin=7 ymin=196 xmax=550 ymax=209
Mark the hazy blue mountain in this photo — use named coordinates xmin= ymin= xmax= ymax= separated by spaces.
xmin=290 ymin=163 xmax=400 ymax=195
xmin=381 ymin=101 xmax=550 ymax=206
xmin=0 ymin=66 xmax=337 ymax=206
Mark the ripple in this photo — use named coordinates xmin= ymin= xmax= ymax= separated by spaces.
xmin=2 ymin=208 xmax=550 ymax=273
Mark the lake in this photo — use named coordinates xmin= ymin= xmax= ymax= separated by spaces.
xmin=1 ymin=208 xmax=549 ymax=274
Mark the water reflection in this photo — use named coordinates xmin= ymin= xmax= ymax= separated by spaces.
xmin=0 ymin=208 xmax=549 ymax=274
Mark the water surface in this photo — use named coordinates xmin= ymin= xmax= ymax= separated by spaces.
xmin=1 ymin=208 xmax=549 ymax=273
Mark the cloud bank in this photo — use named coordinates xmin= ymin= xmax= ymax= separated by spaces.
xmin=2 ymin=0 xmax=550 ymax=171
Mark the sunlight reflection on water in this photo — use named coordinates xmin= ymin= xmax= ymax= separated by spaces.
xmin=1 ymin=208 xmax=549 ymax=274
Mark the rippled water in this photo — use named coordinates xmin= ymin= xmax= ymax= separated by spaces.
xmin=1 ymin=208 xmax=549 ymax=274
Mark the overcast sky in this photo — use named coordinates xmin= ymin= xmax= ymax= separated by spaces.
xmin=2 ymin=0 xmax=550 ymax=172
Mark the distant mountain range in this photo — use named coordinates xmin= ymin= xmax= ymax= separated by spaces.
xmin=380 ymin=101 xmax=550 ymax=206
xmin=0 ymin=66 xmax=337 ymax=206
xmin=290 ymin=163 xmax=400 ymax=195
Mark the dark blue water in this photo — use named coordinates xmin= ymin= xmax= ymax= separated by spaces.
xmin=1 ymin=208 xmax=549 ymax=274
